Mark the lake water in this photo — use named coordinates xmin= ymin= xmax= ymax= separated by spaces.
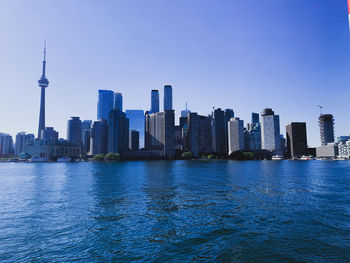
xmin=0 ymin=160 xmax=350 ymax=262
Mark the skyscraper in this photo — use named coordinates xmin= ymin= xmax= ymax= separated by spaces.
xmin=114 ymin=92 xmax=123 ymax=112
xmin=286 ymin=122 xmax=308 ymax=158
xmin=163 ymin=85 xmax=173 ymax=111
xmin=251 ymin=113 xmax=259 ymax=124
xmin=90 ymin=119 xmax=108 ymax=155
xmin=151 ymin=90 xmax=159 ymax=113
xmin=97 ymin=90 xmax=114 ymax=120
xmin=260 ymin=108 xmax=281 ymax=154
xmin=224 ymin=108 xmax=235 ymax=153
xmin=82 ymin=120 xmax=92 ymax=155
xmin=228 ymin=117 xmax=245 ymax=154
xmin=15 ymin=132 xmax=34 ymax=156
xmin=0 ymin=133 xmax=14 ymax=156
xmin=107 ymin=109 xmax=129 ymax=154
xmin=130 ymin=130 xmax=140 ymax=151
xmin=181 ymin=102 xmax=190 ymax=118
xmin=125 ymin=110 xmax=145 ymax=148
xmin=67 ymin=117 xmax=82 ymax=148
xmin=145 ymin=110 xmax=175 ymax=157
xmin=37 ymin=42 xmax=49 ymax=139
xmin=211 ymin=108 xmax=226 ymax=155
xmin=41 ymin=127 xmax=59 ymax=141
xmin=319 ymin=114 xmax=334 ymax=146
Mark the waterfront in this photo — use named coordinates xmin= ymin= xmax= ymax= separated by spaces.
xmin=0 ymin=161 xmax=350 ymax=262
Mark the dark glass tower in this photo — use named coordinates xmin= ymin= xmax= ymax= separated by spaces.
xmin=37 ymin=42 xmax=49 ymax=139
xmin=319 ymin=114 xmax=334 ymax=146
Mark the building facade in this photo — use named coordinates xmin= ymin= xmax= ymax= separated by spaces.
xmin=260 ymin=108 xmax=281 ymax=154
xmin=145 ymin=110 xmax=175 ymax=157
xmin=41 ymin=127 xmax=59 ymax=141
xmin=82 ymin=120 xmax=92 ymax=155
xmin=228 ymin=117 xmax=245 ymax=154
xmin=114 ymin=92 xmax=123 ymax=112
xmin=0 ymin=133 xmax=14 ymax=156
xmin=15 ymin=132 xmax=34 ymax=156
xmin=90 ymin=119 xmax=108 ymax=155
xmin=150 ymin=90 xmax=159 ymax=113
xmin=319 ymin=114 xmax=335 ymax=146
xmin=286 ymin=122 xmax=308 ymax=158
xmin=211 ymin=108 xmax=226 ymax=155
xmin=125 ymin=110 xmax=145 ymax=149
xmin=97 ymin=90 xmax=114 ymax=120
xmin=316 ymin=143 xmax=338 ymax=158
xmin=108 ymin=109 xmax=129 ymax=154
xmin=130 ymin=130 xmax=140 ymax=151
xmin=67 ymin=117 xmax=82 ymax=149
xmin=163 ymin=85 xmax=173 ymax=111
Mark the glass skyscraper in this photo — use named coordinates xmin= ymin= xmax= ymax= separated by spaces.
xmin=126 ymin=110 xmax=145 ymax=149
xmin=150 ymin=90 xmax=159 ymax=113
xmin=114 ymin=92 xmax=123 ymax=112
xmin=163 ymin=85 xmax=172 ymax=111
xmin=97 ymin=90 xmax=114 ymax=120
xmin=260 ymin=108 xmax=281 ymax=154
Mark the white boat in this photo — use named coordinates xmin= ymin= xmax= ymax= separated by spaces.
xmin=300 ymin=155 xmax=315 ymax=160
xmin=29 ymin=157 xmax=49 ymax=162
xmin=57 ymin=156 xmax=72 ymax=162
xmin=272 ymin=155 xmax=284 ymax=161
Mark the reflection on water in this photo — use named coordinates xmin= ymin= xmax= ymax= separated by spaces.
xmin=1 ymin=161 xmax=350 ymax=262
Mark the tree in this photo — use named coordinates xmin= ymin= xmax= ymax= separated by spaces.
xmin=181 ymin=151 xmax=194 ymax=160
xmin=105 ymin=153 xmax=120 ymax=161
xmin=94 ymin=154 xmax=106 ymax=161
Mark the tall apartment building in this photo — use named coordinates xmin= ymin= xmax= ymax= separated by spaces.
xmin=260 ymin=108 xmax=281 ymax=154
xmin=228 ymin=117 xmax=245 ymax=154
xmin=319 ymin=114 xmax=334 ymax=146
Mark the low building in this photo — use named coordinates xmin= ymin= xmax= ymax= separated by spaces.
xmin=338 ymin=141 xmax=350 ymax=158
xmin=316 ymin=143 xmax=338 ymax=159
xmin=25 ymin=139 xmax=81 ymax=160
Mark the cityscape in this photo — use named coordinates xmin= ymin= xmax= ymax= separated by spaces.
xmin=0 ymin=45 xmax=346 ymax=162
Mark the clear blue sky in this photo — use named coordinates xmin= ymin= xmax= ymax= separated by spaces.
xmin=0 ymin=0 xmax=349 ymax=146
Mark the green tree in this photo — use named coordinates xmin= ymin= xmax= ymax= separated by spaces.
xmin=105 ymin=153 xmax=120 ymax=161
xmin=181 ymin=151 xmax=194 ymax=160
xmin=94 ymin=154 xmax=106 ymax=161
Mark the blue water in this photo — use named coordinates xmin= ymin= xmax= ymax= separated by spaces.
xmin=0 ymin=161 xmax=350 ymax=262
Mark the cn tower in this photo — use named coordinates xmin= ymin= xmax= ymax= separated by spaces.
xmin=37 ymin=41 xmax=49 ymax=139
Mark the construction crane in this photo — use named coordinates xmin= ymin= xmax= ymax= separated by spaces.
xmin=318 ymin=105 xmax=323 ymax=115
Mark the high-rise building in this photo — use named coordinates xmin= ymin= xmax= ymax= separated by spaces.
xmin=0 ymin=133 xmax=14 ymax=156
xmin=150 ymin=90 xmax=159 ymax=113
xmin=251 ymin=113 xmax=259 ymax=124
xmin=319 ymin=114 xmax=334 ymax=146
xmin=286 ymin=122 xmax=308 ymax=158
xmin=114 ymin=92 xmax=123 ymax=112
xmin=41 ymin=127 xmax=59 ymax=141
xmin=228 ymin=117 xmax=245 ymax=154
xmin=181 ymin=102 xmax=190 ymax=118
xmin=145 ymin=110 xmax=175 ymax=157
xmin=67 ymin=117 xmax=82 ymax=149
xmin=126 ymin=110 xmax=145 ymax=149
xmin=37 ymin=42 xmax=49 ymax=139
xmin=91 ymin=119 xmax=108 ymax=155
xmin=15 ymin=132 xmax=34 ymax=155
xmin=163 ymin=85 xmax=173 ymax=111
xmin=224 ymin=109 xmax=235 ymax=153
xmin=244 ymin=123 xmax=261 ymax=151
xmin=107 ymin=109 xmax=129 ymax=154
xmin=82 ymin=120 xmax=92 ymax=155
xmin=186 ymin=113 xmax=212 ymax=157
xmin=130 ymin=130 xmax=140 ymax=151
xmin=97 ymin=90 xmax=114 ymax=120
xmin=211 ymin=108 xmax=226 ymax=155
xmin=260 ymin=108 xmax=281 ymax=154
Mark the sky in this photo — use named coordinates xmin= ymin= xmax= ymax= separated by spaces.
xmin=0 ymin=0 xmax=349 ymax=147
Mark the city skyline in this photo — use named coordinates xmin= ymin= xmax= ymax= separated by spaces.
xmin=1 ymin=1 xmax=350 ymax=147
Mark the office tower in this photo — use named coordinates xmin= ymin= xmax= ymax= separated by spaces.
xmin=181 ymin=102 xmax=190 ymax=118
xmin=163 ymin=85 xmax=173 ymax=111
xmin=67 ymin=117 xmax=82 ymax=149
xmin=228 ymin=118 xmax=245 ymax=154
xmin=114 ymin=92 xmax=123 ymax=112
xmin=211 ymin=108 xmax=226 ymax=155
xmin=286 ymin=122 xmax=308 ymax=158
xmin=224 ymin=108 xmax=235 ymax=153
xmin=186 ymin=113 xmax=212 ymax=157
xmin=37 ymin=42 xmax=49 ymax=139
xmin=125 ymin=110 xmax=145 ymax=149
xmin=150 ymin=90 xmax=159 ymax=113
xmin=41 ymin=127 xmax=59 ymax=141
xmin=260 ymin=108 xmax=281 ymax=154
xmin=91 ymin=119 xmax=108 ymax=155
xmin=108 ymin=109 xmax=129 ymax=154
xmin=145 ymin=110 xmax=175 ymax=157
xmin=15 ymin=132 xmax=34 ymax=155
xmin=97 ymin=90 xmax=114 ymax=120
xmin=319 ymin=114 xmax=334 ymax=146
xmin=251 ymin=113 xmax=259 ymax=124
xmin=82 ymin=120 xmax=92 ymax=155
xmin=130 ymin=130 xmax=139 ymax=151
xmin=0 ymin=133 xmax=14 ymax=156
xmin=244 ymin=123 xmax=261 ymax=151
